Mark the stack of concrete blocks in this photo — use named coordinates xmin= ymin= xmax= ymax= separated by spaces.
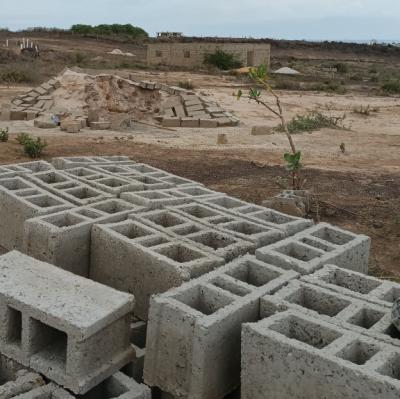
xmin=0 ymin=251 xmax=135 ymax=394
xmin=5 ymin=78 xmax=61 ymax=121
xmin=0 ymin=160 xmax=54 ymax=178
xmin=143 ymin=255 xmax=298 ymax=399
xmin=51 ymin=156 xmax=133 ymax=170
xmin=0 ymin=353 xmax=45 ymax=398
xmin=90 ymin=218 xmax=225 ymax=320
xmin=23 ymin=199 xmax=144 ymax=276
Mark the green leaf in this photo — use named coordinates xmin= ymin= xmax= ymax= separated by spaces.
xmin=236 ymin=89 xmax=243 ymax=100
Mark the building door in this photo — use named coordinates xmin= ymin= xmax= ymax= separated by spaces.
xmin=247 ymin=51 xmax=255 ymax=66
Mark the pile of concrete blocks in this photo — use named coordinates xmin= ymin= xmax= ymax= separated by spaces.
xmin=2 ymin=78 xmax=60 ymax=121
xmin=0 ymin=155 xmax=387 ymax=398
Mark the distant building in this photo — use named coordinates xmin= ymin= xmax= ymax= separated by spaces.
xmin=146 ymin=41 xmax=271 ymax=68
xmin=156 ymin=32 xmax=183 ymax=39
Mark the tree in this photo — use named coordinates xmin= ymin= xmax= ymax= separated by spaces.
xmin=237 ymin=65 xmax=304 ymax=190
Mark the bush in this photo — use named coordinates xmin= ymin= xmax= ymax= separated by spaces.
xmin=282 ymin=111 xmax=346 ymax=134
xmin=70 ymin=24 xmax=148 ymax=39
xmin=0 ymin=127 xmax=9 ymax=142
xmin=204 ymin=50 xmax=243 ymax=70
xmin=310 ymin=81 xmax=346 ymax=94
xmin=0 ymin=70 xmax=34 ymax=84
xmin=177 ymin=80 xmax=195 ymax=90
xmin=381 ymin=81 xmax=400 ymax=95
xmin=20 ymin=135 xmax=47 ymax=158
xmin=16 ymin=132 xmax=31 ymax=145
xmin=334 ymin=62 xmax=349 ymax=74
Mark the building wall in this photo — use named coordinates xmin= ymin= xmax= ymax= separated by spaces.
xmin=146 ymin=42 xmax=271 ymax=68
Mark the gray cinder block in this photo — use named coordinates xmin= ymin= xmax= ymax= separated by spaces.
xmin=302 ymin=264 xmax=400 ymax=308
xmin=261 ymin=280 xmax=400 ymax=349
xmin=144 ymin=255 xmax=298 ymax=399
xmin=168 ymin=202 xmax=286 ymax=247
xmin=121 ymin=186 xmax=219 ymax=210
xmin=0 ymin=177 xmax=74 ymax=250
xmin=52 ymin=156 xmax=133 ymax=170
xmin=242 ymin=310 xmax=400 ymax=399
xmin=130 ymin=209 xmax=254 ymax=261
xmin=197 ymin=195 xmax=313 ymax=236
xmin=90 ymin=219 xmax=224 ymax=320
xmin=23 ymin=199 xmax=143 ymax=276
xmin=0 ymin=251 xmax=135 ymax=394
xmin=0 ymin=353 xmax=45 ymax=399
xmin=23 ymin=171 xmax=113 ymax=206
xmin=256 ymin=223 xmax=370 ymax=275
xmin=13 ymin=383 xmax=75 ymax=399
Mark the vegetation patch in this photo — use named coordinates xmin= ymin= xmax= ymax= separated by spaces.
xmin=280 ymin=111 xmax=347 ymax=134
xmin=381 ymin=80 xmax=400 ymax=95
xmin=204 ymin=50 xmax=242 ymax=70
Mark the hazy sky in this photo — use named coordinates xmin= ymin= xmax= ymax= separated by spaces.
xmin=1 ymin=0 xmax=400 ymax=41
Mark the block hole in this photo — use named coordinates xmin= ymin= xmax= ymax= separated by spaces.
xmin=172 ymin=225 xmax=202 ymax=236
xmin=130 ymin=322 xmax=147 ymax=350
xmin=383 ymin=324 xmax=400 ymax=340
xmin=67 ymin=168 xmax=97 ymax=177
xmin=36 ymin=172 xmax=68 ymax=185
xmin=29 ymin=319 xmax=67 ymax=372
xmin=74 ymin=209 xmax=103 ymax=219
xmin=269 ymin=315 xmax=342 ymax=349
xmin=26 ymin=195 xmax=63 ymax=208
xmin=146 ymin=212 xmax=186 ymax=228
xmin=112 ymin=223 xmax=152 ymax=240
xmin=156 ymin=244 xmax=204 ymax=263
xmin=210 ymin=276 xmax=252 ymax=297
xmin=300 ymin=237 xmax=335 ymax=252
xmin=163 ymin=176 xmax=191 ymax=185
xmin=380 ymin=287 xmax=400 ymax=303
xmin=336 ymin=340 xmax=379 ymax=365
xmin=136 ymin=191 xmax=170 ymax=200
xmin=180 ymin=205 xmax=219 ymax=219
xmin=0 ymin=179 xmax=30 ymax=191
xmin=251 ymin=210 xmax=294 ymax=225
xmin=321 ymin=268 xmax=382 ymax=295
xmin=175 ymin=285 xmax=234 ymax=315
xmin=226 ymin=259 xmax=280 ymax=287
xmin=224 ymin=221 xmax=265 ymax=236
xmin=378 ymin=354 xmax=400 ymax=381
xmin=92 ymin=201 xmax=132 ymax=214
xmin=286 ymin=286 xmax=351 ymax=317
xmin=190 ymin=232 xmax=236 ymax=250
xmin=138 ymin=236 xmax=169 ymax=247
xmin=275 ymin=242 xmax=323 ymax=262
xmin=6 ymin=307 xmax=22 ymax=347
xmin=207 ymin=196 xmax=245 ymax=209
xmin=48 ymin=213 xmax=86 ymax=228
xmin=347 ymin=308 xmax=385 ymax=329
xmin=311 ymin=226 xmax=353 ymax=245
xmin=97 ymin=178 xmax=130 ymax=188
xmin=66 ymin=187 xmax=101 ymax=200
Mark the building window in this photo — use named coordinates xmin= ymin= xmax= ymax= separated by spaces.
xmin=184 ymin=51 xmax=191 ymax=59
xmin=156 ymin=50 xmax=162 ymax=57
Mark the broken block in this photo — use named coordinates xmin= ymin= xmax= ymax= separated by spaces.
xmin=0 ymin=251 xmax=135 ymax=394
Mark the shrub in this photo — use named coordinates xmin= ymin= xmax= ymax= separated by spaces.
xmin=0 ymin=70 xmax=34 ymax=84
xmin=21 ymin=136 xmax=47 ymax=158
xmin=204 ymin=50 xmax=243 ymax=70
xmin=334 ymin=62 xmax=349 ymax=74
xmin=281 ymin=111 xmax=346 ymax=134
xmin=70 ymin=24 xmax=148 ymax=39
xmin=0 ymin=127 xmax=9 ymax=142
xmin=381 ymin=81 xmax=400 ymax=95
xmin=177 ymin=80 xmax=195 ymax=90
xmin=16 ymin=132 xmax=31 ymax=145
xmin=310 ymin=81 xmax=346 ymax=94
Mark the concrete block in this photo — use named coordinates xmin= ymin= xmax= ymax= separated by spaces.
xmin=173 ymin=105 xmax=186 ymax=118
xmin=23 ymin=199 xmax=142 ymax=276
xmin=65 ymin=121 xmax=81 ymax=134
xmin=90 ymin=219 xmax=225 ymax=320
xmin=130 ymin=208 xmax=254 ymax=261
xmin=24 ymin=171 xmax=113 ymax=206
xmin=13 ymin=383 xmax=74 ymax=399
xmin=179 ymin=117 xmax=200 ymax=128
xmin=185 ymin=104 xmax=204 ymax=113
xmin=303 ymin=264 xmax=400 ymax=308
xmin=0 ymin=177 xmax=73 ymax=250
xmin=26 ymin=111 xmax=38 ymax=121
xmin=87 ymin=109 xmax=100 ymax=124
xmin=34 ymin=87 xmax=48 ymax=96
xmin=0 ymin=354 xmax=45 ymax=398
xmin=90 ymin=121 xmax=111 ymax=130
xmin=200 ymin=119 xmax=218 ymax=128
xmin=216 ymin=117 xmax=235 ymax=127
xmin=0 ymin=104 xmax=12 ymax=121
xmin=168 ymin=202 xmax=286 ymax=247
xmin=11 ymin=111 xmax=27 ymax=121
xmin=256 ymin=223 xmax=370 ymax=274
xmin=0 ymin=251 xmax=135 ymax=394
xmin=261 ymin=280 xmax=400 ymax=349
xmin=0 ymin=161 xmax=53 ymax=178
xmin=251 ymin=125 xmax=273 ymax=135
xmin=121 ymin=186 xmax=219 ymax=210
xmin=197 ymin=194 xmax=313 ymax=235
xmin=34 ymin=118 xmax=57 ymax=129
xmin=242 ymin=310 xmax=400 ymax=399
xmin=51 ymin=156 xmax=132 ymax=170
xmin=144 ymin=255 xmax=298 ymax=399
xmin=162 ymin=118 xmax=181 ymax=127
